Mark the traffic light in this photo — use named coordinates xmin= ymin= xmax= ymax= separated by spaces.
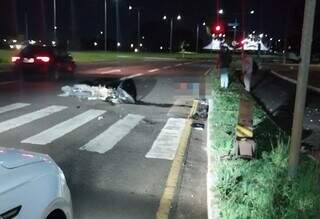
xmin=211 ymin=23 xmax=224 ymax=34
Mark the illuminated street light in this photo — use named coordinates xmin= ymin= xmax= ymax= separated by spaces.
xmin=117 ymin=42 xmax=121 ymax=47
xmin=130 ymin=43 xmax=134 ymax=48
xmin=160 ymin=46 xmax=163 ymax=50
xmin=12 ymin=39 xmax=17 ymax=43
xmin=163 ymin=15 xmax=167 ymax=20
xmin=142 ymin=36 xmax=145 ymax=39
xmin=202 ymin=22 xmax=206 ymax=26
xmin=3 ymin=39 xmax=7 ymax=42
xmin=270 ymin=38 xmax=273 ymax=41
xmin=259 ymin=33 xmax=264 ymax=38
xmin=93 ymin=42 xmax=98 ymax=46
xmin=233 ymin=26 xmax=236 ymax=29
xmin=100 ymin=31 xmax=103 ymax=35
xmin=278 ymin=39 xmax=281 ymax=42
xmin=134 ymin=48 xmax=139 ymax=53
xmin=54 ymin=26 xmax=57 ymax=30
xmin=250 ymin=10 xmax=255 ymax=14
xmin=129 ymin=5 xmax=133 ymax=10
xmin=139 ymin=43 xmax=143 ymax=47
xmin=177 ymin=15 xmax=182 ymax=20
xmin=252 ymin=31 xmax=256 ymax=34
xmin=218 ymin=9 xmax=224 ymax=14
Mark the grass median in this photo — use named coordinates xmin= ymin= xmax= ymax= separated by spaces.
xmin=209 ymin=71 xmax=320 ymax=219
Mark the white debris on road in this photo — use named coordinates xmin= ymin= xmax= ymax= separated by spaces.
xmin=59 ymin=84 xmax=135 ymax=104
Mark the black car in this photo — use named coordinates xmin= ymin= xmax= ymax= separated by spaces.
xmin=12 ymin=45 xmax=76 ymax=80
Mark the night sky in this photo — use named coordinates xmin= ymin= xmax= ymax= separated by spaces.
xmin=0 ymin=0 xmax=319 ymax=50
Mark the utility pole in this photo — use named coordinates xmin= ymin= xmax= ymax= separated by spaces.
xmin=104 ymin=0 xmax=107 ymax=51
xmin=169 ymin=18 xmax=173 ymax=53
xmin=196 ymin=24 xmax=199 ymax=53
xmin=137 ymin=10 xmax=141 ymax=48
xmin=53 ymin=0 xmax=57 ymax=42
xmin=25 ymin=12 xmax=29 ymax=41
xmin=288 ymin=0 xmax=317 ymax=178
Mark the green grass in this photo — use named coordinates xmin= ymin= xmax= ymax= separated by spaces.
xmin=71 ymin=51 xmax=216 ymax=62
xmin=0 ymin=50 xmax=18 ymax=64
xmin=0 ymin=49 xmax=215 ymax=64
xmin=210 ymin=71 xmax=320 ymax=219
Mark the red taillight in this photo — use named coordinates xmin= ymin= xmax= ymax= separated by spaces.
xmin=36 ymin=56 xmax=50 ymax=62
xmin=11 ymin=56 xmax=20 ymax=63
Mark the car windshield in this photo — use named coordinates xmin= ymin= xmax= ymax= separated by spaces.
xmin=0 ymin=0 xmax=320 ymax=219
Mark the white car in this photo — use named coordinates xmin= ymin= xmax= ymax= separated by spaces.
xmin=0 ymin=147 xmax=72 ymax=219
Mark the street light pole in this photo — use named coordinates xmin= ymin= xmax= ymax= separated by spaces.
xmin=288 ymin=0 xmax=317 ymax=178
xmin=104 ymin=0 xmax=107 ymax=51
xmin=137 ymin=10 xmax=141 ymax=47
xmin=169 ymin=18 xmax=173 ymax=52
xmin=53 ymin=0 xmax=57 ymax=42
xmin=196 ymin=24 xmax=199 ymax=53
xmin=25 ymin=12 xmax=29 ymax=41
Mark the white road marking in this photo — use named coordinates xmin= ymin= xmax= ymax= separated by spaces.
xmin=80 ymin=114 xmax=144 ymax=154
xmin=162 ymin=66 xmax=171 ymax=70
xmin=0 ymin=81 xmax=18 ymax=85
xmin=0 ymin=103 xmax=30 ymax=115
xmin=145 ymin=118 xmax=186 ymax=160
xmin=21 ymin=109 xmax=105 ymax=145
xmin=101 ymin=69 xmax=121 ymax=74
xmin=0 ymin=105 xmax=66 ymax=134
xmin=148 ymin=68 xmax=160 ymax=73
xmin=175 ymin=63 xmax=183 ymax=67
xmin=120 ymin=73 xmax=143 ymax=81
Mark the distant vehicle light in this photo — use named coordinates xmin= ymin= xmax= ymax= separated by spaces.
xmin=29 ymin=40 xmax=36 ymax=45
xmin=15 ymin=44 xmax=22 ymax=50
xmin=9 ymin=45 xmax=15 ymax=49
xmin=130 ymin=43 xmax=134 ymax=48
xmin=12 ymin=39 xmax=17 ymax=43
xmin=36 ymin=56 xmax=50 ymax=62
xmin=134 ymin=48 xmax=139 ymax=53
xmin=12 ymin=56 xmax=21 ymax=63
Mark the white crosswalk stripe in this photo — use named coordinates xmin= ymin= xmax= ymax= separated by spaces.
xmin=145 ymin=118 xmax=186 ymax=160
xmin=0 ymin=103 xmax=30 ymax=114
xmin=21 ymin=109 xmax=105 ymax=145
xmin=80 ymin=114 xmax=144 ymax=154
xmin=0 ymin=105 xmax=67 ymax=134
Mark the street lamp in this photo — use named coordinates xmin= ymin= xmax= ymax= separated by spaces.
xmin=250 ymin=10 xmax=255 ymax=14
xmin=53 ymin=0 xmax=57 ymax=42
xmin=196 ymin=22 xmax=207 ymax=52
xmin=218 ymin=9 xmax=224 ymax=14
xmin=129 ymin=5 xmax=143 ymax=49
xmin=163 ymin=14 xmax=182 ymax=52
xmin=202 ymin=22 xmax=206 ymax=26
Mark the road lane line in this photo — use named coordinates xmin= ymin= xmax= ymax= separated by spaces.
xmin=120 ymin=73 xmax=143 ymax=81
xmin=148 ymin=68 xmax=160 ymax=73
xmin=21 ymin=109 xmax=105 ymax=145
xmin=156 ymin=100 xmax=198 ymax=218
xmin=175 ymin=63 xmax=183 ymax=67
xmin=270 ymin=70 xmax=320 ymax=93
xmin=80 ymin=114 xmax=144 ymax=154
xmin=0 ymin=105 xmax=66 ymax=134
xmin=0 ymin=103 xmax=30 ymax=115
xmin=145 ymin=118 xmax=187 ymax=160
xmin=0 ymin=81 xmax=18 ymax=86
xmin=101 ymin=69 xmax=121 ymax=74
xmin=162 ymin=66 xmax=171 ymax=70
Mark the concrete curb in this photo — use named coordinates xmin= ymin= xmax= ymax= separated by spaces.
xmin=156 ymin=100 xmax=199 ymax=219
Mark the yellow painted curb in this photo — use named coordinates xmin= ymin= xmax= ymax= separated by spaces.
xmin=156 ymin=100 xmax=199 ymax=219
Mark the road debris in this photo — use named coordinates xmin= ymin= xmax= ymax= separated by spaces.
xmin=59 ymin=80 xmax=136 ymax=104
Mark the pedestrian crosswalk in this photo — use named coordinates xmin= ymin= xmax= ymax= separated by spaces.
xmin=0 ymin=103 xmax=188 ymax=160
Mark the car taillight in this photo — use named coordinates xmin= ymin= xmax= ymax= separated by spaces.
xmin=36 ymin=56 xmax=50 ymax=62
xmin=11 ymin=56 xmax=20 ymax=63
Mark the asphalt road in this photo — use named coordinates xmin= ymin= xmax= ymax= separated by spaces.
xmin=0 ymin=59 xmax=211 ymax=219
